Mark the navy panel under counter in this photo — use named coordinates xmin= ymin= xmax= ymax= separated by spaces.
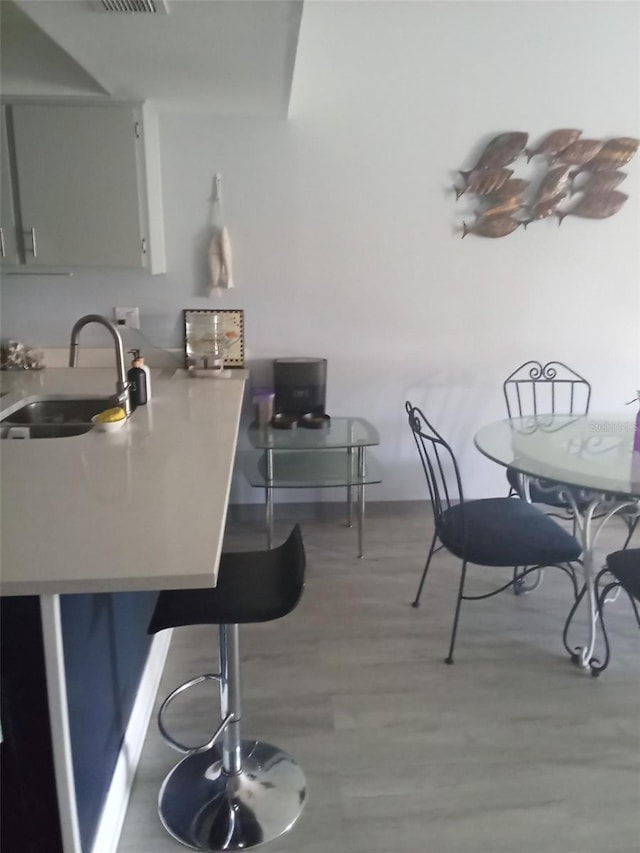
xmin=60 ymin=590 xmax=157 ymax=852
xmin=1 ymin=596 xmax=64 ymax=853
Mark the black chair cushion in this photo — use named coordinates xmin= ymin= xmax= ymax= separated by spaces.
xmin=437 ymin=498 xmax=582 ymax=567
xmin=606 ymin=549 xmax=640 ymax=602
xmin=148 ymin=525 xmax=305 ymax=633
xmin=506 ymin=465 xmax=592 ymax=509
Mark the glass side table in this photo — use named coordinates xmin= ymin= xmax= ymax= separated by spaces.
xmin=245 ymin=417 xmax=382 ymax=557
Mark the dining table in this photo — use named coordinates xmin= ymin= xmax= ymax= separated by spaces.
xmin=474 ymin=412 xmax=640 ymax=672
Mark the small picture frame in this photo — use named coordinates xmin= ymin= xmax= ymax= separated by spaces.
xmin=183 ymin=309 xmax=245 ymax=368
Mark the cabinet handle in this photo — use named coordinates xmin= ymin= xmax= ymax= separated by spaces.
xmin=0 ymin=228 xmax=5 ymax=258
xmin=28 ymin=227 xmax=37 ymax=257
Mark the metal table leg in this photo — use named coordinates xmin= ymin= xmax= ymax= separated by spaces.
xmin=357 ymin=446 xmax=366 ymax=559
xmin=265 ymin=449 xmax=274 ymax=549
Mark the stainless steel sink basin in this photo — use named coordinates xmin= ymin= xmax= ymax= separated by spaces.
xmin=0 ymin=395 xmax=118 ymax=439
xmin=1 ymin=396 xmax=116 ymax=426
xmin=1 ymin=423 xmax=95 ymax=439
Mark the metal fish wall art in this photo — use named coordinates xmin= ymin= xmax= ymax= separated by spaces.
xmin=477 ymin=200 xmax=522 ymax=219
xmin=533 ymin=166 xmax=572 ymax=203
xmin=557 ymin=190 xmax=628 ymax=224
xmin=571 ymin=170 xmax=627 ymax=195
xmin=555 ymin=139 xmax=604 ymax=166
xmin=523 ymin=194 xmax=566 ymax=227
xmin=462 ymin=216 xmax=521 ymax=239
xmin=485 ymin=178 xmax=529 ymax=203
xmin=460 ymin=132 xmax=529 ymax=175
xmin=578 ymin=137 xmax=639 ymax=171
xmin=455 ymin=129 xmax=636 ymax=238
xmin=455 ymin=167 xmax=514 ymax=199
xmin=525 ymin=129 xmax=582 ymax=162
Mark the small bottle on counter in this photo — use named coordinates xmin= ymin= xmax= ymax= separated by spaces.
xmin=128 ymin=349 xmax=148 ymax=409
xmin=135 ymin=349 xmax=151 ymax=399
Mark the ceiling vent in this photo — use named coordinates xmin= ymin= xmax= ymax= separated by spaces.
xmin=93 ymin=0 xmax=169 ymax=13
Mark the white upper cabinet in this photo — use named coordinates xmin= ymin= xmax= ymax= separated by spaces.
xmin=1 ymin=110 xmax=19 ymax=265
xmin=2 ymin=102 xmax=165 ymax=273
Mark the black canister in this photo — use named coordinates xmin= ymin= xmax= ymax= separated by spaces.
xmin=273 ymin=357 xmax=327 ymax=417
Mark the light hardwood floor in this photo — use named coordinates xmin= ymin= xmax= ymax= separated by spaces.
xmin=117 ymin=503 xmax=639 ymax=853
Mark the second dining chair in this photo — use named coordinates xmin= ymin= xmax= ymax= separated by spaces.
xmin=502 ymin=359 xmax=592 ymax=509
xmin=406 ymin=401 xmax=582 ymax=664
xmin=502 ymin=359 xmax=638 ymax=562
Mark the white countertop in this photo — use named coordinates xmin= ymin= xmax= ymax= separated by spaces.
xmin=0 ymin=368 xmax=247 ymax=596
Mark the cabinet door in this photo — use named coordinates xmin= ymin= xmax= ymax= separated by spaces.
xmin=11 ymin=104 xmax=146 ymax=269
xmin=0 ymin=110 xmax=19 ymax=265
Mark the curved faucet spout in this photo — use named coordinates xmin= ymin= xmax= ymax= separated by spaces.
xmin=69 ymin=314 xmax=131 ymax=416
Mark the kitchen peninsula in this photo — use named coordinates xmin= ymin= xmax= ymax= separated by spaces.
xmin=0 ymin=367 xmax=246 ymax=853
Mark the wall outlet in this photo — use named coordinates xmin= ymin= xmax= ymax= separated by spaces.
xmin=114 ymin=306 xmax=140 ymax=330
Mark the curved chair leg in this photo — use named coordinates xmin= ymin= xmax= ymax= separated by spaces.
xmin=157 ymin=624 xmax=306 ymax=851
xmin=622 ymin=513 xmax=639 ymax=550
xmin=412 ymin=529 xmax=439 ymax=607
xmin=445 ymin=560 xmax=468 ymax=665
xmin=562 ymin=583 xmax=588 ymax=663
xmin=512 ymin=566 xmax=543 ymax=596
xmin=588 ymin=580 xmax=617 ymax=677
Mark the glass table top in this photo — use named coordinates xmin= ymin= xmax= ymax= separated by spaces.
xmin=248 ymin=417 xmax=379 ymax=450
xmin=243 ymin=449 xmax=383 ymax=489
xmin=475 ymin=413 xmax=640 ymax=499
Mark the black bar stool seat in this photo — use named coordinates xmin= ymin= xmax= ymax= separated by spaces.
xmin=148 ymin=525 xmax=306 ymax=851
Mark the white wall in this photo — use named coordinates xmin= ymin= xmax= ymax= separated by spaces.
xmin=2 ymin=1 xmax=639 ymax=502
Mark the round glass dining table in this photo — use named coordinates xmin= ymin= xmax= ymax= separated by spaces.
xmin=474 ymin=413 xmax=640 ymax=670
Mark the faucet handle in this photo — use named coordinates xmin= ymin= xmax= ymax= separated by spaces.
xmin=116 ymin=382 xmax=132 ymax=417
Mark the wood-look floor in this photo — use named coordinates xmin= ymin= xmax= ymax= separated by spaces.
xmin=117 ymin=503 xmax=640 ymax=853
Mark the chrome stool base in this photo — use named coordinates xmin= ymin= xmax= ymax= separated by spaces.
xmin=158 ymin=739 xmax=306 ymax=851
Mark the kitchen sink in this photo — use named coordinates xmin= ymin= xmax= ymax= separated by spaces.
xmin=0 ymin=395 xmax=118 ymax=439
xmin=1 ymin=396 xmax=116 ymax=425
xmin=1 ymin=423 xmax=95 ymax=439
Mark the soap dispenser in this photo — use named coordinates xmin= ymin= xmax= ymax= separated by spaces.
xmin=128 ymin=349 xmax=148 ymax=409
xmin=134 ymin=349 xmax=151 ymax=400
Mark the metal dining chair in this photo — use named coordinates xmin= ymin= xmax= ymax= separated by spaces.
xmin=503 ymin=359 xmax=592 ymax=508
xmin=406 ymin=402 xmax=582 ymax=664
xmin=589 ymin=548 xmax=640 ymax=676
xmin=502 ymin=360 xmax=638 ymax=576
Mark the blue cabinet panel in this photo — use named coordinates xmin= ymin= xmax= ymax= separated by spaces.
xmin=61 ymin=590 xmax=157 ymax=852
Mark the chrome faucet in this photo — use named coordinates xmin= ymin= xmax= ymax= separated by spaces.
xmin=69 ymin=314 xmax=131 ymax=416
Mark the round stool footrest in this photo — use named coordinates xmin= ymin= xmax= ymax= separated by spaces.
xmin=158 ymin=673 xmax=227 ymax=754
xmin=158 ymin=739 xmax=306 ymax=851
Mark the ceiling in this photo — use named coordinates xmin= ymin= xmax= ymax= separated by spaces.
xmin=0 ymin=0 xmax=304 ymax=116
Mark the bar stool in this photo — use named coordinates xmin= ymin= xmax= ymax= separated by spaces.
xmin=590 ymin=548 xmax=640 ymax=676
xmin=147 ymin=525 xmax=306 ymax=850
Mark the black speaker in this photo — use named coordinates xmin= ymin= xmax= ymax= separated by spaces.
xmin=273 ymin=358 xmax=327 ymax=417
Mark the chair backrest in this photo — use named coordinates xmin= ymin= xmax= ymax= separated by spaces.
xmin=405 ymin=401 xmax=464 ymax=523
xmin=502 ymin=360 xmax=591 ymax=418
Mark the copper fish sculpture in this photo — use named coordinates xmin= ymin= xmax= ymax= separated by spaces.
xmin=555 ymin=139 xmax=604 ymax=166
xmin=557 ymin=190 xmax=628 ymax=224
xmin=577 ymin=137 xmax=639 ymax=172
xmin=478 ymin=200 xmax=522 ymax=219
xmin=462 ymin=216 xmax=521 ymax=239
xmin=533 ymin=166 xmax=573 ymax=203
xmin=571 ymin=170 xmax=627 ymax=195
xmin=486 ymin=178 xmax=530 ymax=203
xmin=525 ymin=129 xmax=582 ymax=162
xmin=459 ymin=132 xmax=528 ymax=177
xmin=523 ymin=194 xmax=566 ymax=227
xmin=455 ymin=167 xmax=514 ymax=199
